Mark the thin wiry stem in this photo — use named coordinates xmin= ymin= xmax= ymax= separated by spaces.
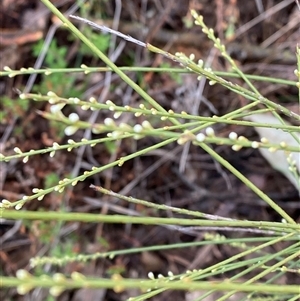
xmin=69 ymin=15 xmax=147 ymax=47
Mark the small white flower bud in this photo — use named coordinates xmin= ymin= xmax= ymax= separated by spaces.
xmin=68 ymin=113 xmax=79 ymax=122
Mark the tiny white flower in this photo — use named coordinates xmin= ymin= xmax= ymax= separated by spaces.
xmin=50 ymin=103 xmax=65 ymax=113
xmin=229 ymin=132 xmax=238 ymax=140
xmin=133 ymin=124 xmax=143 ymax=133
xmin=104 ymin=118 xmax=115 ymax=127
xmin=14 ymin=147 xmax=22 ymax=154
xmin=64 ymin=126 xmax=78 ymax=136
xmin=15 ymin=203 xmax=23 ymax=210
xmin=251 ymin=141 xmax=260 ymax=149
xmin=68 ymin=113 xmax=79 ymax=122
xmin=205 ymin=127 xmax=215 ymax=136
xmin=52 ymin=142 xmax=60 ymax=150
xmin=196 ymin=133 xmax=206 ymax=142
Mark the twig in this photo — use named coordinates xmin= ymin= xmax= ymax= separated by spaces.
xmin=69 ymin=15 xmax=146 ymax=47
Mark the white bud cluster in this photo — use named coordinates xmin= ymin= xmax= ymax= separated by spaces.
xmin=0 ymin=199 xmax=12 ymax=208
xmin=177 ymin=131 xmax=195 ymax=145
xmin=54 ymin=178 xmax=69 ymax=193
xmin=67 ymin=139 xmax=76 ymax=151
xmin=106 ymin=100 xmax=116 ymax=111
xmin=50 ymin=103 xmax=65 ymax=113
xmin=64 ymin=113 xmax=80 ymax=136
xmin=80 ymin=64 xmax=90 ymax=74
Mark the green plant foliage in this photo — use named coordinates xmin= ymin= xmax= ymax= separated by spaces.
xmin=103 ymin=139 xmax=118 ymax=155
xmin=32 ymin=38 xmax=84 ymax=97
xmin=160 ymin=62 xmax=183 ymax=84
xmin=0 ymin=96 xmax=29 ymax=123
xmin=0 ymin=1 xmax=299 ymax=300
xmin=77 ymin=27 xmax=110 ymax=56
xmin=44 ymin=172 xmax=60 ymax=190
xmin=51 ymin=239 xmax=78 ymax=259
xmin=49 ymin=119 xmax=68 ymax=142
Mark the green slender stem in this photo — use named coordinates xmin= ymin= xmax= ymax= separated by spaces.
xmin=2 ymin=275 xmax=299 ymax=293
xmin=2 ymin=137 xmax=177 ymax=207
xmin=30 ymin=236 xmax=293 ymax=267
xmin=21 ymin=92 xmax=300 ymax=132
xmin=135 ymin=232 xmax=298 ymax=299
xmin=40 ymin=0 xmax=180 ymax=126
xmin=287 ymin=296 xmax=300 ymax=301
xmin=1 ymin=210 xmax=299 ymax=231
xmin=216 ymin=241 xmax=300 ymax=300
xmin=198 ymin=143 xmax=296 ymax=224
xmin=1 ymin=66 xmax=297 ymax=86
